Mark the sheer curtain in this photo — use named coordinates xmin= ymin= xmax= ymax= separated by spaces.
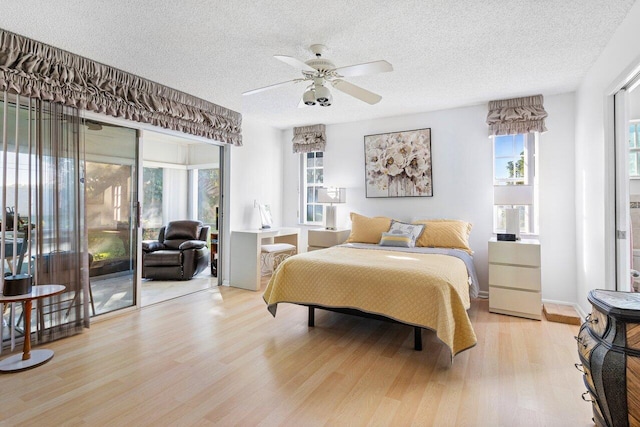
xmin=1 ymin=92 xmax=88 ymax=352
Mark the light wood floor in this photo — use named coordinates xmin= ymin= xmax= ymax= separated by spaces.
xmin=0 ymin=280 xmax=593 ymax=426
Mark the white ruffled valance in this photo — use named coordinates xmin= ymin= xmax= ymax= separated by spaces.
xmin=292 ymin=124 xmax=326 ymax=153
xmin=486 ymin=94 xmax=548 ymax=136
xmin=0 ymin=28 xmax=242 ymax=145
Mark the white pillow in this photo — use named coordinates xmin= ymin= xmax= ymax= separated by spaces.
xmin=388 ymin=220 xmax=425 ymax=248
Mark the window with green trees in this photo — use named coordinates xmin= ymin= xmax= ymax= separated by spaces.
xmin=493 ymin=133 xmax=537 ymax=234
xmin=197 ymin=168 xmax=220 ymax=229
xmin=142 ymin=167 xmax=163 ymax=240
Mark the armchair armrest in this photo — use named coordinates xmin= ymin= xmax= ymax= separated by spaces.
xmin=142 ymin=240 xmax=165 ymax=252
xmin=179 ymin=240 xmax=207 ymax=251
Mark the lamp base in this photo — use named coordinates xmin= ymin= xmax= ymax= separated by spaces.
xmin=325 ymin=205 xmax=337 ymax=230
xmin=505 ymin=208 xmax=520 ymax=240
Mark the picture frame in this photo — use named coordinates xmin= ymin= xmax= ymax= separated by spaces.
xmin=364 ymin=128 xmax=432 ymax=198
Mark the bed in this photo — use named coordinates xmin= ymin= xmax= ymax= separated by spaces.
xmin=263 ymin=240 xmax=479 ymax=359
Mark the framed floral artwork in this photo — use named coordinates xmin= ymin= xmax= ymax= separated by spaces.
xmin=364 ymin=128 xmax=432 ymax=198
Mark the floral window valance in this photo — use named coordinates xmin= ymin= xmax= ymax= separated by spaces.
xmin=292 ymin=124 xmax=326 ymax=153
xmin=486 ymin=94 xmax=548 ymax=136
xmin=0 ymin=29 xmax=242 ymax=145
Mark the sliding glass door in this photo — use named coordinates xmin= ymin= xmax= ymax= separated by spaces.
xmin=613 ymin=71 xmax=640 ymax=292
xmin=84 ymin=122 xmax=138 ymax=315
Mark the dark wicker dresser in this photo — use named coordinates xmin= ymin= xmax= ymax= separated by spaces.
xmin=576 ymin=290 xmax=640 ymax=427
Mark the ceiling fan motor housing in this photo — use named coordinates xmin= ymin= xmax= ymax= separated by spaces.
xmin=305 ymin=58 xmax=336 ymax=73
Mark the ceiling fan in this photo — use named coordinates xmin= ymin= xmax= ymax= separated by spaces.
xmin=243 ymin=44 xmax=393 ymax=107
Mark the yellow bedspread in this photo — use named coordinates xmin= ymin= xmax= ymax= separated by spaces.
xmin=263 ymin=246 xmax=477 ymax=357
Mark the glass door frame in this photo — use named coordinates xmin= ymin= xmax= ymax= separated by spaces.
xmin=82 ymin=111 xmax=226 ymax=315
xmin=607 ymin=62 xmax=640 ymax=292
xmin=83 ymin=121 xmax=140 ymax=317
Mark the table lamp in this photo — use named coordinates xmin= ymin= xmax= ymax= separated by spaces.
xmin=317 ymin=187 xmax=346 ymax=230
xmin=493 ymin=185 xmax=533 ymax=240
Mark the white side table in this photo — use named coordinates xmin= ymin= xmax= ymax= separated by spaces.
xmin=308 ymin=228 xmax=351 ymax=251
xmin=488 ymin=238 xmax=541 ymax=320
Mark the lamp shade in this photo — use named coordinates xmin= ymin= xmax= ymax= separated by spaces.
xmin=317 ymin=187 xmax=346 ymax=204
xmin=493 ymin=185 xmax=533 ymax=205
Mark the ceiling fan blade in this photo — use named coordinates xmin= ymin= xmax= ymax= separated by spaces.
xmin=333 ymin=60 xmax=393 ymax=77
xmin=242 ymin=80 xmax=297 ymax=96
xmin=331 ymin=79 xmax=382 ymax=105
xmin=274 ymin=55 xmax=316 ymax=72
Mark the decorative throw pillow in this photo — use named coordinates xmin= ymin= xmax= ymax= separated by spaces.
xmin=388 ymin=220 xmax=425 ymax=247
xmin=379 ymin=231 xmax=413 ymax=248
xmin=412 ymin=219 xmax=473 ymax=253
xmin=345 ymin=212 xmax=392 ymax=244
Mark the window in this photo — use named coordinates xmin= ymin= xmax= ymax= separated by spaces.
xmin=630 ymin=121 xmax=640 ymax=177
xmin=493 ymin=133 xmax=538 ymax=235
xmin=196 ymin=167 xmax=220 ymax=229
xmin=142 ymin=167 xmax=163 ymax=240
xmin=301 ymin=151 xmax=324 ymax=224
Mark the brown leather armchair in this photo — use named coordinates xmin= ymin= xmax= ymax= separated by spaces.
xmin=142 ymin=220 xmax=210 ymax=280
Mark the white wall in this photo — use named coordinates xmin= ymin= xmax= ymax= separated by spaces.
xmin=229 ymin=119 xmax=285 ymax=230
xmin=282 ymin=93 xmax=576 ymax=300
xmin=574 ymin=0 xmax=640 ymax=313
xmin=222 ymin=118 xmax=284 ymax=283
xmin=142 ymin=137 xmax=189 ymax=164
xmin=539 ymin=93 xmax=577 ymax=303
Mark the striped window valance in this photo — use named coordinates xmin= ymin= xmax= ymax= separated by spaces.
xmin=292 ymin=124 xmax=326 ymax=153
xmin=486 ymin=94 xmax=548 ymax=136
xmin=0 ymin=28 xmax=242 ymax=145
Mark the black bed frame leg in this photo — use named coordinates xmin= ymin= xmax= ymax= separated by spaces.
xmin=308 ymin=306 xmax=315 ymax=327
xmin=414 ymin=327 xmax=422 ymax=351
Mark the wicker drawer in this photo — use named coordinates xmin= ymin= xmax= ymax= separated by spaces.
xmin=587 ymin=309 xmax=609 ymax=338
xmin=576 ymin=324 xmax=599 ymax=363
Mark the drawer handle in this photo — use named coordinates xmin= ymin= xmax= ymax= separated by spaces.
xmin=581 ymin=391 xmax=595 ymax=403
xmin=574 ymin=363 xmax=584 ymax=373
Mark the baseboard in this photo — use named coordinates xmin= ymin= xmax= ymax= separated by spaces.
xmin=572 ymin=303 xmax=588 ymax=321
xmin=222 ymin=279 xmax=230 ymax=286
xmin=477 ymin=290 xmax=489 ymax=299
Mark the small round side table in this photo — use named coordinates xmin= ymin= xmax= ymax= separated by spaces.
xmin=0 ymin=284 xmax=66 ymax=373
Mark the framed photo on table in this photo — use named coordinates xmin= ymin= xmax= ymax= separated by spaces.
xmin=364 ymin=128 xmax=432 ymax=198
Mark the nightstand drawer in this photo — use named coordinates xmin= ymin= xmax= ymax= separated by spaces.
xmin=488 ymin=240 xmax=540 ymax=267
xmin=489 ymin=264 xmax=540 ymax=291
xmin=308 ymin=229 xmax=350 ymax=248
xmin=489 ymin=286 xmax=541 ymax=319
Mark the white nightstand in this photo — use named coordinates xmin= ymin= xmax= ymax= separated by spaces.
xmin=308 ymin=228 xmax=351 ymax=251
xmin=488 ymin=238 xmax=541 ymax=320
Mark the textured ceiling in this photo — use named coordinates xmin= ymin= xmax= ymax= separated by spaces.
xmin=0 ymin=0 xmax=636 ymax=129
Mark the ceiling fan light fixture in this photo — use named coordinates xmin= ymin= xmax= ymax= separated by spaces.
xmin=314 ymin=85 xmax=332 ymax=103
xmin=319 ymin=91 xmax=333 ymax=107
xmin=303 ymin=88 xmax=317 ymax=106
